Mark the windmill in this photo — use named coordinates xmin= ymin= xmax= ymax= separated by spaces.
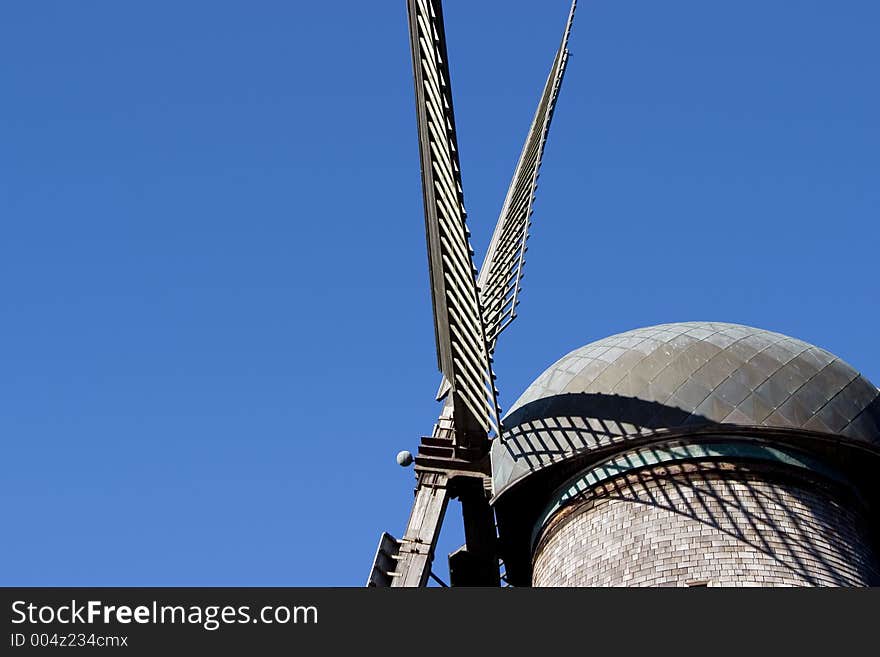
xmin=368 ymin=0 xmax=577 ymax=588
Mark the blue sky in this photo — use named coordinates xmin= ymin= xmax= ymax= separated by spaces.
xmin=1 ymin=1 xmax=877 ymax=586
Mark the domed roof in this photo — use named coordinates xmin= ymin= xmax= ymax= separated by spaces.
xmin=492 ymin=322 xmax=880 ymax=497
xmin=506 ymin=321 xmax=879 ymax=438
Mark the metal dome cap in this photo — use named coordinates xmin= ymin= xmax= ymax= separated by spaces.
xmin=491 ymin=321 xmax=880 ymax=499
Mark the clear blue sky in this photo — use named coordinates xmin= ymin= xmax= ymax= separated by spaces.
xmin=1 ymin=1 xmax=877 ymax=586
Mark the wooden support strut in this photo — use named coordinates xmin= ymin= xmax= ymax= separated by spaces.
xmin=387 ymin=431 xmax=500 ymax=587
xmin=391 ymin=471 xmax=451 ymax=587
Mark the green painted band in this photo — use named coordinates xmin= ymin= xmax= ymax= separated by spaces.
xmin=531 ymin=438 xmax=845 ymax=550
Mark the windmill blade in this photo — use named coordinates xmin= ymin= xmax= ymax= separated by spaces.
xmin=407 ymin=0 xmax=499 ymax=446
xmin=374 ymin=1 xmax=579 ymax=590
xmin=477 ymin=0 xmax=577 ymax=356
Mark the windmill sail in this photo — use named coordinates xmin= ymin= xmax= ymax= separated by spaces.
xmin=478 ymin=0 xmax=577 ymax=357
xmin=407 ymin=0 xmax=500 ymax=446
xmin=373 ymin=1 xmax=578 ymax=589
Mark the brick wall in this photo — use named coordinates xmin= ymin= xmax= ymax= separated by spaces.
xmin=532 ymin=462 xmax=879 ymax=587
